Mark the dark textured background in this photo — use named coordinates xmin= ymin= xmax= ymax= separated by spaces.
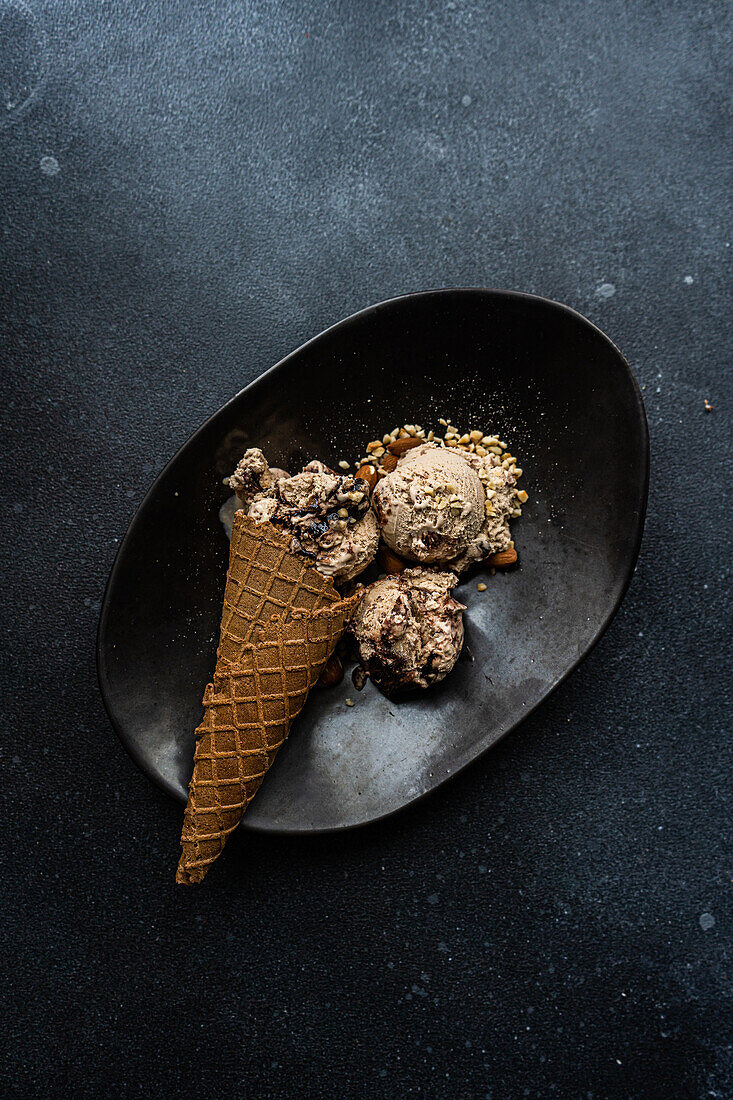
xmin=1 ymin=1 xmax=731 ymax=1097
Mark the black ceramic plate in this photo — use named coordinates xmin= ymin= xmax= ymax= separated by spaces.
xmin=97 ymin=289 xmax=648 ymax=833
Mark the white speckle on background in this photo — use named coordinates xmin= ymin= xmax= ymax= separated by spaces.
xmin=461 ymin=94 xmax=472 ymax=107
xmin=0 ymin=0 xmax=47 ymax=131
xmin=595 ymin=282 xmax=616 ymax=300
xmin=684 ymin=275 xmax=694 ymax=284
xmin=699 ymin=912 xmax=715 ymax=931
xmin=40 ymin=155 xmax=59 ymax=176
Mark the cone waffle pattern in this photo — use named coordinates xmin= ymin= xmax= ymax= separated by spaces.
xmin=176 ymin=513 xmax=360 ymax=885
xmin=177 ymin=598 xmax=358 ymax=884
xmin=217 ymin=513 xmax=340 ymax=663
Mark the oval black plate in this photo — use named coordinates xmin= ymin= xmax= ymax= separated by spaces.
xmin=97 ymin=290 xmax=648 ymax=833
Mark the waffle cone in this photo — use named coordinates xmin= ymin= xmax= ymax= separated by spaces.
xmin=177 ymin=513 xmax=360 ymax=884
xmin=217 ymin=513 xmax=341 ymax=663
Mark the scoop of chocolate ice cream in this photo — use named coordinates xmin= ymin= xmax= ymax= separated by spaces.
xmin=372 ymin=441 xmax=518 ymax=571
xmin=247 ymin=459 xmax=379 ymax=583
xmin=350 ymin=568 xmax=465 ymax=695
xmin=372 ymin=444 xmax=485 ymax=563
xmin=225 ymin=448 xmax=290 ymax=508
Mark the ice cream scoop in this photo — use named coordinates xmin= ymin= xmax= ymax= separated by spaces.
xmin=221 ymin=448 xmax=290 ymax=539
xmin=350 ymin=568 xmax=465 ymax=695
xmin=225 ymin=447 xmax=289 ymax=508
xmin=372 ymin=444 xmax=485 ymax=563
xmin=245 ymin=459 xmax=379 ymax=583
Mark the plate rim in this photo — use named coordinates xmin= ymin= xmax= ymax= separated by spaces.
xmin=97 ymin=287 xmax=650 ymax=832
